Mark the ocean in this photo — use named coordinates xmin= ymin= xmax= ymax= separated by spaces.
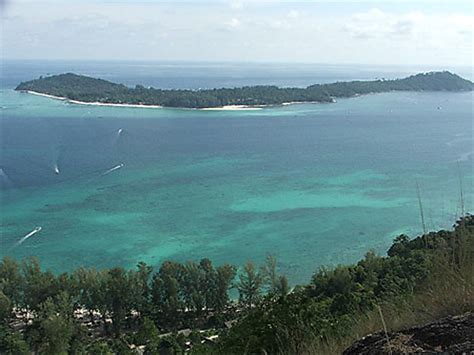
xmin=0 ymin=60 xmax=472 ymax=284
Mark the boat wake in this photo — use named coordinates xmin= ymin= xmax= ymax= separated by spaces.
xmin=0 ymin=167 xmax=13 ymax=186
xmin=54 ymin=164 xmax=60 ymax=175
xmin=15 ymin=227 xmax=42 ymax=247
xmin=112 ymin=128 xmax=124 ymax=146
xmin=102 ymin=163 xmax=124 ymax=176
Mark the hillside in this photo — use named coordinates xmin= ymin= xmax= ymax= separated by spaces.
xmin=0 ymin=215 xmax=472 ymax=354
xmin=15 ymin=71 xmax=473 ymax=109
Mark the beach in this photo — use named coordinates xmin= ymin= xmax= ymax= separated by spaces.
xmin=200 ymin=105 xmax=263 ymax=111
xmin=26 ymin=90 xmax=164 ymax=109
xmin=25 ymin=91 xmax=267 ymax=110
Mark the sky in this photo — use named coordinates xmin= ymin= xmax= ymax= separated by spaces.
xmin=1 ymin=0 xmax=473 ymax=66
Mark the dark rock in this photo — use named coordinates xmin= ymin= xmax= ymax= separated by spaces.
xmin=343 ymin=313 xmax=474 ymax=354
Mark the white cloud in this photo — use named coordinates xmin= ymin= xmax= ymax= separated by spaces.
xmin=345 ymin=7 xmax=472 ymax=42
xmin=229 ymin=1 xmax=243 ymax=10
xmin=225 ymin=18 xmax=241 ymax=28
xmin=1 ymin=2 xmax=472 ymax=66
xmin=288 ymin=10 xmax=299 ymax=19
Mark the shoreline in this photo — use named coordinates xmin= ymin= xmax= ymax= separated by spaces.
xmin=26 ymin=91 xmax=164 ymax=109
xmin=21 ymin=90 xmax=427 ymax=111
xmin=24 ymin=91 xmax=268 ymax=111
xmin=17 ymin=71 xmax=472 ymax=112
xmin=22 ymin=91 xmax=342 ymax=110
xmin=200 ymin=105 xmax=263 ymax=111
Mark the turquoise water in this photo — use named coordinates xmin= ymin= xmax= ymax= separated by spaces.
xmin=1 ymin=62 xmax=473 ymax=284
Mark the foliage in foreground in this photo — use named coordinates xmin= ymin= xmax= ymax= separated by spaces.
xmin=0 ymin=215 xmax=472 ymax=354
xmin=218 ymin=215 xmax=473 ymax=354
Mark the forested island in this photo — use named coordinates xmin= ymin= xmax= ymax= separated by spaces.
xmin=15 ymin=71 xmax=473 ymax=109
xmin=0 ymin=215 xmax=472 ymax=354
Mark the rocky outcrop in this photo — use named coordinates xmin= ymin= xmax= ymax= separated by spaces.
xmin=343 ymin=313 xmax=474 ymax=354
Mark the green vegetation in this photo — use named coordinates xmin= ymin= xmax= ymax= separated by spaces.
xmin=0 ymin=215 xmax=472 ymax=354
xmin=220 ymin=216 xmax=473 ymax=354
xmin=15 ymin=71 xmax=473 ymax=108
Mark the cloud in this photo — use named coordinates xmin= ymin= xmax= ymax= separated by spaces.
xmin=229 ymin=1 xmax=243 ymax=10
xmin=1 ymin=1 xmax=472 ymax=66
xmin=344 ymin=7 xmax=472 ymax=43
xmin=390 ymin=20 xmax=414 ymax=36
xmin=225 ymin=18 xmax=241 ymax=28
xmin=288 ymin=10 xmax=299 ymax=19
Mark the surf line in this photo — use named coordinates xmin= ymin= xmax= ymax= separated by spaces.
xmin=16 ymin=226 xmax=42 ymax=246
xmin=102 ymin=163 xmax=124 ymax=176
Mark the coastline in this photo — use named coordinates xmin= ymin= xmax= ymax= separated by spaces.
xmin=27 ymin=91 xmax=67 ymax=101
xmin=24 ymin=90 xmax=266 ymax=110
xmin=26 ymin=91 xmax=164 ymax=109
xmin=200 ymin=105 xmax=263 ymax=111
xmin=17 ymin=71 xmax=473 ymax=112
xmin=21 ymin=90 xmax=410 ymax=111
xmin=282 ymin=98 xmax=336 ymax=105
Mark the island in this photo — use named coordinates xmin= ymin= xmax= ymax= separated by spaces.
xmin=15 ymin=71 xmax=473 ymax=109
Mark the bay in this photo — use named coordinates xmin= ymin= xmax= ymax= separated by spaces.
xmin=1 ymin=61 xmax=472 ymax=284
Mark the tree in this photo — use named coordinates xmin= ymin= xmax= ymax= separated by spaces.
xmin=73 ymin=267 xmax=102 ymax=323
xmin=28 ymin=292 xmax=76 ymax=354
xmin=151 ymin=262 xmax=183 ymax=328
xmin=22 ymin=257 xmax=58 ymax=311
xmin=237 ymin=261 xmax=262 ymax=308
xmin=199 ymin=258 xmax=215 ymax=311
xmin=0 ymin=325 xmax=29 ymax=355
xmin=136 ymin=262 xmax=153 ymax=317
xmin=56 ymin=272 xmax=77 ymax=305
xmin=91 ymin=270 xmax=110 ymax=333
xmin=214 ymin=264 xmax=236 ymax=311
xmin=388 ymin=234 xmax=411 ymax=257
xmin=0 ymin=291 xmax=12 ymax=323
xmin=86 ymin=341 xmax=114 ymax=355
xmin=135 ymin=317 xmax=160 ymax=354
xmin=151 ymin=273 xmax=181 ymax=328
xmin=276 ymin=275 xmax=289 ymax=297
xmin=0 ymin=257 xmax=23 ymax=307
xmin=105 ymin=268 xmax=136 ymax=337
xmin=182 ymin=261 xmax=203 ymax=312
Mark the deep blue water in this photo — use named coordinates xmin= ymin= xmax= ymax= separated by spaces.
xmin=0 ymin=61 xmax=472 ymax=284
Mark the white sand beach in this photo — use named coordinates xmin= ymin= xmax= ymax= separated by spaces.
xmin=199 ymin=105 xmax=263 ymax=111
xmin=26 ymin=91 xmax=163 ymax=108
xmin=27 ymin=91 xmax=68 ymax=101
xmin=68 ymin=99 xmax=163 ymax=108
xmin=24 ymin=91 xmax=266 ymax=110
